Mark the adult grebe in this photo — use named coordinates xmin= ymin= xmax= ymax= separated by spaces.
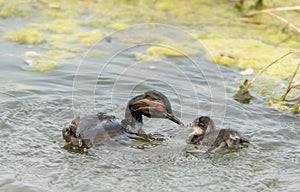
xmin=63 ymin=90 xmax=183 ymax=147
xmin=187 ymin=116 xmax=249 ymax=148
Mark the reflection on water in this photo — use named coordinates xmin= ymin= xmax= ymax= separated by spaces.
xmin=1 ymin=25 xmax=300 ymax=191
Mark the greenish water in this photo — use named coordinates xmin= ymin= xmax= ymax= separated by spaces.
xmin=1 ymin=21 xmax=300 ymax=192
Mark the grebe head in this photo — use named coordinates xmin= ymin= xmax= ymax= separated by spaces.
xmin=226 ymin=132 xmax=241 ymax=148
xmin=62 ymin=116 xmax=80 ymax=145
xmin=189 ymin=116 xmax=215 ymax=135
xmin=127 ymin=90 xmax=183 ymax=125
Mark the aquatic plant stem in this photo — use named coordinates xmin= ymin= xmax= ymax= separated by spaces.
xmin=265 ymin=12 xmax=300 ymax=34
xmin=246 ymin=6 xmax=300 ymax=16
xmin=234 ymin=52 xmax=299 ymax=104
xmin=294 ymin=98 xmax=300 ymax=110
xmin=245 ymin=6 xmax=300 ymax=34
xmin=297 ymin=99 xmax=300 ymax=107
xmin=292 ymin=84 xmax=300 ymax=89
xmin=247 ymin=51 xmax=298 ymax=89
xmin=281 ymin=61 xmax=300 ymax=101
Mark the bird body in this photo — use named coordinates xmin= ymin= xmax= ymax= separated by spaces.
xmin=63 ymin=90 xmax=182 ymax=147
xmin=187 ymin=116 xmax=249 ymax=149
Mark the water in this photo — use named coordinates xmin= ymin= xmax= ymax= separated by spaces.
xmin=1 ymin=24 xmax=300 ymax=192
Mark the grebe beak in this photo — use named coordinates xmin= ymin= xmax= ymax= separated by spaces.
xmin=165 ymin=113 xmax=184 ymax=125
xmin=186 ymin=121 xmax=196 ymax=128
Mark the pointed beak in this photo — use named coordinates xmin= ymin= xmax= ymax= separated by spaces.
xmin=165 ymin=113 xmax=184 ymax=125
xmin=186 ymin=121 xmax=196 ymax=128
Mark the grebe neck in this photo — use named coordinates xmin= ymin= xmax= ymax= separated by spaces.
xmin=121 ymin=105 xmax=143 ymax=134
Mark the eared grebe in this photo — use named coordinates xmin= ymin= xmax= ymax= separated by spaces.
xmin=63 ymin=90 xmax=183 ymax=147
xmin=186 ymin=116 xmax=249 ymax=149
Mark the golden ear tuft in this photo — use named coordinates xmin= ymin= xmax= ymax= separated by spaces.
xmin=132 ymin=98 xmax=152 ymax=105
xmin=133 ymin=106 xmax=150 ymax=112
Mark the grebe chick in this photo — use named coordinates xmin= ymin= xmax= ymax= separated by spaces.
xmin=63 ymin=90 xmax=183 ymax=147
xmin=187 ymin=116 xmax=249 ymax=149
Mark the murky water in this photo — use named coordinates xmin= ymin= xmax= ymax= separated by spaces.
xmin=1 ymin=24 xmax=300 ymax=192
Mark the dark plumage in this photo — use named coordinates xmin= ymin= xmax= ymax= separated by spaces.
xmin=62 ymin=90 xmax=183 ymax=147
xmin=186 ymin=116 xmax=249 ymax=149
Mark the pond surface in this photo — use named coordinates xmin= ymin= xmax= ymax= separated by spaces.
xmin=1 ymin=24 xmax=300 ymax=192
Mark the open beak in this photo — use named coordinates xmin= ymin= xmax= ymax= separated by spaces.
xmin=186 ymin=121 xmax=196 ymax=128
xmin=165 ymin=113 xmax=184 ymax=126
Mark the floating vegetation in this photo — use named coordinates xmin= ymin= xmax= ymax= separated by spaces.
xmin=245 ymin=6 xmax=300 ymax=35
xmin=134 ymin=52 xmax=161 ymax=61
xmin=146 ymin=46 xmax=185 ymax=57
xmin=75 ymin=29 xmax=103 ymax=46
xmin=233 ymin=79 xmax=253 ymax=104
xmin=24 ymin=60 xmax=60 ymax=73
xmin=294 ymin=99 xmax=300 ymax=114
xmin=108 ymin=23 xmax=129 ymax=31
xmin=46 ymin=50 xmax=76 ymax=60
xmin=201 ymin=38 xmax=298 ymax=78
xmin=235 ymin=0 xmax=264 ymax=11
xmin=29 ymin=19 xmax=78 ymax=33
xmin=234 ymin=51 xmax=300 ymax=114
xmin=1 ymin=0 xmax=300 ymax=114
xmin=5 ymin=29 xmax=44 ymax=45
xmin=0 ymin=2 xmax=30 ymax=18
xmin=281 ymin=60 xmax=300 ymax=101
xmin=22 ymin=51 xmax=60 ymax=73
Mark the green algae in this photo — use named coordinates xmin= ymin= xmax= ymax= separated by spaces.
xmin=29 ymin=19 xmax=78 ymax=33
xmin=233 ymin=52 xmax=300 ymax=112
xmin=76 ymin=30 xmax=103 ymax=46
xmin=5 ymin=29 xmax=44 ymax=45
xmin=108 ymin=23 xmax=129 ymax=31
xmin=22 ymin=51 xmax=44 ymax=59
xmin=0 ymin=4 xmax=17 ymax=18
xmin=134 ymin=52 xmax=161 ymax=62
xmin=24 ymin=60 xmax=60 ymax=73
xmin=47 ymin=34 xmax=85 ymax=53
xmin=47 ymin=50 xmax=76 ymax=60
xmin=8 ymin=24 xmax=103 ymax=53
xmin=210 ymin=54 xmax=238 ymax=67
xmin=22 ymin=51 xmax=63 ymax=72
xmin=34 ymin=0 xmax=85 ymax=19
xmin=3 ymin=0 xmax=299 ymax=61
xmin=269 ymin=98 xmax=289 ymax=111
xmin=202 ymin=38 xmax=299 ymax=80
xmin=155 ymin=0 xmax=179 ymax=11
xmin=1 ymin=0 xmax=300 ymax=112
xmin=146 ymin=46 xmax=186 ymax=57
xmin=0 ymin=2 xmax=30 ymax=18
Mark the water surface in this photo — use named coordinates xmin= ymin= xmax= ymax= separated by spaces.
xmin=1 ymin=25 xmax=300 ymax=192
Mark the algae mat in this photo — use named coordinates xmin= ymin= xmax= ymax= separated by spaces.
xmin=1 ymin=0 xmax=300 ymax=108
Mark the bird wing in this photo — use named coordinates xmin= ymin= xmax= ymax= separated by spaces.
xmin=76 ymin=114 xmax=123 ymax=147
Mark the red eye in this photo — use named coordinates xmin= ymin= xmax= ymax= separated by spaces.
xmin=156 ymin=105 xmax=164 ymax=111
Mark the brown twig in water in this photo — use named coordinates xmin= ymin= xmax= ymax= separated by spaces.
xmin=234 ymin=52 xmax=300 ymax=104
xmin=246 ymin=6 xmax=300 ymax=16
xmin=281 ymin=61 xmax=300 ymax=101
xmin=245 ymin=6 xmax=300 ymax=34
xmin=291 ymin=83 xmax=300 ymax=89
xmin=285 ymin=96 xmax=300 ymax=102
xmin=295 ymin=98 xmax=300 ymax=109
xmin=265 ymin=12 xmax=300 ymax=34
xmin=245 ymin=51 xmax=298 ymax=89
